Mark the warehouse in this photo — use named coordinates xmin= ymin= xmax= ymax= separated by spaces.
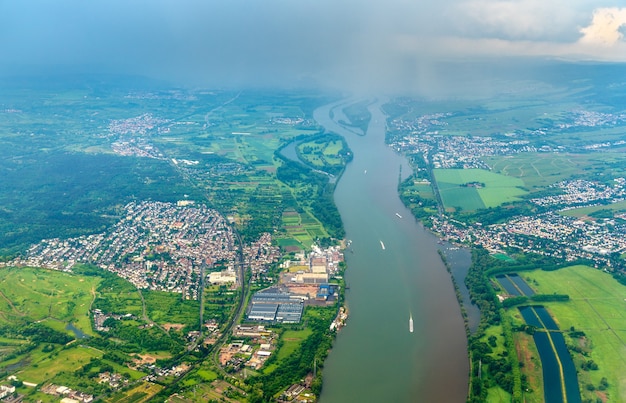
xmin=246 ymin=287 xmax=303 ymax=323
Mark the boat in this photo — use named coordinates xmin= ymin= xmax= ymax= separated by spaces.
xmin=409 ymin=314 xmax=414 ymax=333
xmin=380 ymin=240 xmax=385 ymax=250
xmin=364 ymin=169 xmax=367 ymax=174
xmin=395 ymin=213 xmax=402 ymax=219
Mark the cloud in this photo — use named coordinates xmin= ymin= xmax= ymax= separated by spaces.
xmin=579 ymin=7 xmax=626 ymax=46
xmin=454 ymin=0 xmax=584 ymax=41
xmin=1 ymin=0 xmax=625 ymax=91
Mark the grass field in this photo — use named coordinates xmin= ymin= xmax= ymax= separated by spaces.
xmin=0 ymin=267 xmax=99 ymax=336
xmin=434 ymin=168 xmax=526 ymax=211
xmin=264 ymin=328 xmax=313 ymax=374
xmin=276 ymin=329 xmax=313 ymax=362
xmin=487 ymin=386 xmax=512 ymax=403
xmin=17 ymin=345 xmax=102 ymax=384
xmin=560 ymin=200 xmax=626 ymax=218
xmin=484 ymin=153 xmax=626 ymax=190
xmin=523 ymin=265 xmax=626 ymax=402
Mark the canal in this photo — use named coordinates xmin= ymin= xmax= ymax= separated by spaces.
xmin=315 ymin=99 xmax=469 ymax=402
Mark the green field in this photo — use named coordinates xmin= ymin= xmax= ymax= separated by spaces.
xmin=297 ymin=140 xmax=343 ymax=168
xmin=523 ymin=266 xmax=626 ymax=402
xmin=275 ymin=329 xmax=313 ymax=363
xmin=143 ymin=290 xmax=200 ymax=327
xmin=94 ymin=273 xmax=143 ymax=317
xmin=278 ymin=208 xmax=329 ymax=250
xmin=485 ymin=153 xmax=626 ymax=190
xmin=18 ymin=345 xmax=102 ymax=384
xmin=434 ymin=168 xmax=526 ymax=211
xmin=0 ymin=266 xmax=99 ymax=336
xmin=263 ymin=323 xmax=322 ymax=375
xmin=560 ymin=200 xmax=626 ymax=218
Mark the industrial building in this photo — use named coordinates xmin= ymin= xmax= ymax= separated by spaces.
xmin=246 ymin=287 xmax=303 ymax=324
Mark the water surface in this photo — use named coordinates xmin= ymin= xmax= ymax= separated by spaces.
xmin=316 ymin=99 xmax=468 ymax=402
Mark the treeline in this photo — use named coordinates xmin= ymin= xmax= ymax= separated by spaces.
xmin=458 ymin=202 xmax=546 ymax=226
xmin=398 ymin=178 xmax=438 ymax=225
xmin=0 ymin=322 xmax=74 ymax=345
xmin=612 ymin=271 xmax=626 ymax=286
xmin=501 ymin=294 xmax=570 ymax=308
xmin=466 ymin=248 xmax=519 ymax=403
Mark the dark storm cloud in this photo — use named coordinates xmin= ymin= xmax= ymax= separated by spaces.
xmin=1 ymin=0 xmax=625 ymax=92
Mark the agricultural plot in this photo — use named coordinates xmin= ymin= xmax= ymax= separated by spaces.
xmin=523 ymin=266 xmax=626 ymax=402
xmin=434 ymin=168 xmax=526 ymax=211
xmin=437 ymin=182 xmax=485 ymax=211
xmin=176 ymin=379 xmax=245 ymax=402
xmin=105 ymin=381 xmax=163 ymax=403
xmin=278 ymin=209 xmax=329 ymax=250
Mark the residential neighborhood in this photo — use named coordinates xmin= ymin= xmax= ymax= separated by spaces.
xmin=8 ymin=201 xmax=280 ymax=300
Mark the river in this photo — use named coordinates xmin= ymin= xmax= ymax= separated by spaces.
xmin=314 ymin=99 xmax=469 ymax=402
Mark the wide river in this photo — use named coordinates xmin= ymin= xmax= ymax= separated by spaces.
xmin=315 ymin=99 xmax=469 ymax=402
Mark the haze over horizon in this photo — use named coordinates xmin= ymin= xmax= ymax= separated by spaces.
xmin=2 ymin=0 xmax=626 ymax=94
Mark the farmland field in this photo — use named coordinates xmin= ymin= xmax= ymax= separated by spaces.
xmin=106 ymin=382 xmax=163 ymax=403
xmin=279 ymin=208 xmax=329 ymax=249
xmin=434 ymin=168 xmax=526 ymax=210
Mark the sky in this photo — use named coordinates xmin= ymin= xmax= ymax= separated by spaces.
xmin=1 ymin=0 xmax=625 ymax=92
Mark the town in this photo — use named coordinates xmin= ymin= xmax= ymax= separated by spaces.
xmin=10 ymin=201 xmax=280 ymax=299
xmin=387 ymin=108 xmax=626 ymax=269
